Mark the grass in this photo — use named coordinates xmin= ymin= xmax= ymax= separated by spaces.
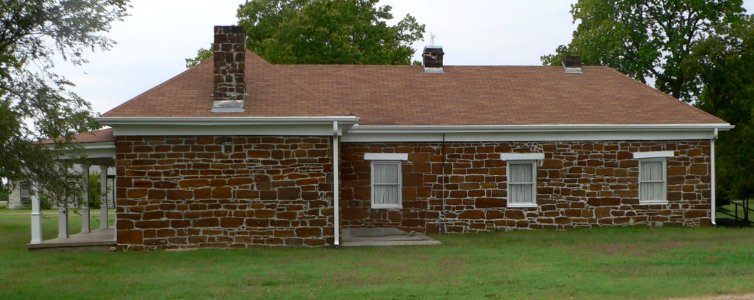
xmin=1 ymin=209 xmax=754 ymax=299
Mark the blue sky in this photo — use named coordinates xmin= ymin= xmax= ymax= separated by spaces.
xmin=52 ymin=0 xmax=754 ymax=116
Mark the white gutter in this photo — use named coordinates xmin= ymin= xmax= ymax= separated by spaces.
xmin=348 ymin=123 xmax=734 ymax=133
xmin=97 ymin=116 xmax=359 ymax=126
xmin=332 ymin=121 xmax=340 ymax=248
xmin=711 ymin=128 xmax=718 ymax=225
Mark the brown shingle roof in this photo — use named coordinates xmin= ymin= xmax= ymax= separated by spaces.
xmin=102 ymin=51 xmax=726 ymax=126
xmin=40 ymin=128 xmax=114 ymax=144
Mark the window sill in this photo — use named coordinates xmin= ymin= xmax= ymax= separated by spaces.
xmin=638 ymin=200 xmax=668 ymax=205
xmin=507 ymin=203 xmax=538 ymax=208
xmin=371 ymin=205 xmax=402 ymax=209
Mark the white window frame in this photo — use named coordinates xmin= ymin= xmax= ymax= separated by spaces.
xmin=365 ymin=153 xmax=408 ymax=209
xmin=506 ymin=161 xmax=538 ymax=208
xmin=633 ymin=151 xmax=674 ymax=205
xmin=500 ymin=153 xmax=543 ymax=208
xmin=370 ymin=161 xmax=403 ymax=209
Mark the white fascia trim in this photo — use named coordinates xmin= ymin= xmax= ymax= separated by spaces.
xmin=101 ymin=117 xmax=359 ymax=137
xmin=52 ymin=142 xmax=116 ymax=160
xmin=97 ymin=116 xmax=360 ymax=126
xmin=348 ymin=123 xmax=734 ymax=133
xmin=364 ymin=153 xmax=409 ymax=161
xmin=112 ymin=124 xmax=343 ymax=136
xmin=81 ymin=142 xmax=116 ymax=150
xmin=43 ymin=142 xmax=115 ymax=150
xmin=342 ymin=123 xmax=734 ymax=142
xmin=633 ymin=151 xmax=675 ymax=159
xmin=500 ymin=153 xmax=545 ymax=161
xmin=342 ymin=131 xmax=720 ymax=142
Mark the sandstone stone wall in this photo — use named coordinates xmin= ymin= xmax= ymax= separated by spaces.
xmin=340 ymin=141 xmax=712 ymax=233
xmin=115 ymin=136 xmax=333 ymax=250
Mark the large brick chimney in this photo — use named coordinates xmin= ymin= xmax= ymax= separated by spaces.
xmin=212 ymin=26 xmax=246 ymax=112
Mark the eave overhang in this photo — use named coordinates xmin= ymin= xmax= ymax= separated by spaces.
xmin=97 ymin=116 xmax=360 ymax=136
xmin=342 ymin=123 xmax=734 ymax=142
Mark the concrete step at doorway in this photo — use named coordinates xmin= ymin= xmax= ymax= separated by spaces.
xmin=341 ymin=227 xmax=441 ymax=247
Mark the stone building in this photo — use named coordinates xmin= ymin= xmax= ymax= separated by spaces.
xmin=29 ymin=26 xmax=732 ymax=250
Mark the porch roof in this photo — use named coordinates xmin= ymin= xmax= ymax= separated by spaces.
xmin=41 ymin=128 xmax=115 ymax=166
xmin=40 ymin=128 xmax=114 ymax=144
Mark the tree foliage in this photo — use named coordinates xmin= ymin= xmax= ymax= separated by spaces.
xmin=186 ymin=0 xmax=425 ymax=67
xmin=0 ymin=0 xmax=129 ymax=203
xmin=541 ymin=0 xmax=744 ymax=102
xmin=185 ymin=45 xmax=212 ymax=69
xmin=691 ymin=16 xmax=754 ymax=199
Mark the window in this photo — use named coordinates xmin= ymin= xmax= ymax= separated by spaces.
xmin=639 ymin=159 xmax=666 ymax=203
xmin=365 ymin=153 xmax=408 ymax=209
xmin=500 ymin=153 xmax=543 ymax=208
xmin=371 ymin=161 xmax=402 ymax=208
xmin=633 ymin=151 xmax=673 ymax=204
xmin=507 ymin=161 xmax=537 ymax=207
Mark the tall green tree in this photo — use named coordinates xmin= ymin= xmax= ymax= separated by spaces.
xmin=186 ymin=0 xmax=424 ymax=67
xmin=541 ymin=0 xmax=744 ymax=102
xmin=691 ymin=16 xmax=754 ymax=199
xmin=0 ymin=0 xmax=129 ymax=203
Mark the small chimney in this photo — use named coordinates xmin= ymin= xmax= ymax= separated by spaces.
xmin=212 ymin=25 xmax=246 ymax=112
xmin=562 ymin=55 xmax=583 ymax=74
xmin=422 ymin=45 xmax=444 ymax=74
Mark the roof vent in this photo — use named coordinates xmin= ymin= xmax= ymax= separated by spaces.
xmin=563 ymin=56 xmax=582 ymax=74
xmin=422 ymin=45 xmax=444 ymax=74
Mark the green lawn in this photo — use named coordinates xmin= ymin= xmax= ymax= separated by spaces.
xmin=1 ymin=209 xmax=754 ymax=299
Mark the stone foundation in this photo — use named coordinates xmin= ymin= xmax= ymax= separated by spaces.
xmin=339 ymin=141 xmax=712 ymax=233
xmin=115 ymin=136 xmax=334 ymax=250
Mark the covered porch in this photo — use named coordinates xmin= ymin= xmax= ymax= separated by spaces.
xmin=28 ymin=129 xmax=117 ymax=251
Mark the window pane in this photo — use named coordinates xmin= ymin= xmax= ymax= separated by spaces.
xmin=510 ymin=163 xmax=532 ymax=183
xmin=640 ymin=161 xmax=663 ymax=181
xmin=374 ymin=163 xmax=399 ymax=184
xmin=640 ymin=182 xmax=663 ymax=201
xmin=510 ymin=184 xmax=533 ymax=204
xmin=374 ymin=185 xmax=399 ymax=206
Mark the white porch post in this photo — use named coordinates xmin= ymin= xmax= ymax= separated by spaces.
xmin=99 ymin=166 xmax=109 ymax=229
xmin=57 ymin=203 xmax=68 ymax=239
xmin=30 ymin=183 xmax=43 ymax=244
xmin=81 ymin=164 xmax=91 ymax=233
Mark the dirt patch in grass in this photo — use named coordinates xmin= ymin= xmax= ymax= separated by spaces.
xmin=578 ymin=239 xmax=695 ymax=257
xmin=671 ymin=293 xmax=754 ymax=300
